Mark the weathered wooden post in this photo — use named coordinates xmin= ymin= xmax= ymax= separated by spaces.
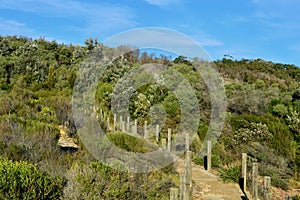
xmin=161 ymin=138 xmax=167 ymax=149
xmin=252 ymin=162 xmax=258 ymax=200
xmin=168 ymin=128 xmax=172 ymax=152
xmin=100 ymin=109 xmax=103 ymax=118
xmin=183 ymin=151 xmax=192 ymax=200
xmin=185 ymin=134 xmax=189 ymax=151
xmin=186 ymin=151 xmax=192 ymax=185
xmin=170 ymin=188 xmax=179 ymax=200
xmin=119 ymin=116 xmax=123 ymax=131
xmin=156 ymin=124 xmax=159 ymax=142
xmin=207 ymin=140 xmax=211 ymax=172
xmin=103 ymin=112 xmax=107 ymax=121
xmin=241 ymin=153 xmax=247 ymax=192
xmin=133 ymin=120 xmax=137 ymax=135
xmin=264 ymin=176 xmax=271 ymax=200
xmin=113 ymin=114 xmax=116 ymax=132
xmin=183 ymin=172 xmax=187 ymax=200
xmin=127 ymin=116 xmax=130 ymax=132
xmin=179 ymin=171 xmax=184 ymax=200
xmin=144 ymin=121 xmax=148 ymax=139
xmin=107 ymin=118 xmax=110 ymax=132
xmin=122 ymin=121 xmax=126 ymax=132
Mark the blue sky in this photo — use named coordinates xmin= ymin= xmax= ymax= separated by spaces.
xmin=0 ymin=0 xmax=300 ymax=66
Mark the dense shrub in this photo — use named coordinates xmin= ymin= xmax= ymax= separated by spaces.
xmin=0 ymin=159 xmax=65 ymax=200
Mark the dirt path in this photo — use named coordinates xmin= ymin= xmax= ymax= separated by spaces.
xmin=175 ymin=159 xmax=246 ymax=200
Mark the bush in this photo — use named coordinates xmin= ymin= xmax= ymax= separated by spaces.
xmin=64 ymin=161 xmax=172 ymax=200
xmin=219 ymin=162 xmax=241 ymax=183
xmin=0 ymin=159 xmax=65 ymax=200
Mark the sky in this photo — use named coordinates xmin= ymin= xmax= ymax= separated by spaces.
xmin=0 ymin=0 xmax=300 ymax=66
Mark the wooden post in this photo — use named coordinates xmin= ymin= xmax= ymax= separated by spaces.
xmin=207 ymin=140 xmax=211 ymax=172
xmin=242 ymin=153 xmax=247 ymax=192
xmin=185 ymin=134 xmax=189 ymax=151
xmin=252 ymin=162 xmax=258 ymax=200
xmin=183 ymin=151 xmax=192 ymax=200
xmin=107 ymin=118 xmax=110 ymax=132
xmin=168 ymin=128 xmax=172 ymax=152
xmin=100 ymin=109 xmax=103 ymax=118
xmin=156 ymin=124 xmax=159 ymax=142
xmin=162 ymin=138 xmax=167 ymax=149
xmin=170 ymin=188 xmax=179 ymax=200
xmin=133 ymin=120 xmax=137 ymax=135
xmin=113 ymin=114 xmax=116 ymax=132
xmin=103 ymin=112 xmax=107 ymax=121
xmin=186 ymin=151 xmax=192 ymax=186
xmin=183 ymin=171 xmax=188 ymax=200
xmin=122 ymin=121 xmax=126 ymax=132
xmin=264 ymin=176 xmax=271 ymax=200
xmin=179 ymin=171 xmax=184 ymax=200
xmin=144 ymin=121 xmax=148 ymax=139
xmin=127 ymin=116 xmax=130 ymax=132
xmin=119 ymin=116 xmax=123 ymax=131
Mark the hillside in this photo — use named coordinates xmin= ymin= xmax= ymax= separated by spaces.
xmin=0 ymin=35 xmax=300 ymax=199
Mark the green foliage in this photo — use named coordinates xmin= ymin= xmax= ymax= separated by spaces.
xmin=0 ymin=35 xmax=300 ymax=194
xmin=64 ymin=162 xmax=173 ymax=200
xmin=106 ymin=132 xmax=157 ymax=153
xmin=272 ymin=104 xmax=288 ymax=117
xmin=219 ymin=162 xmax=241 ymax=183
xmin=0 ymin=158 xmax=65 ymax=200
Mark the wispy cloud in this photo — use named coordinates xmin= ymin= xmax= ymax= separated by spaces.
xmin=144 ymin=0 xmax=181 ymax=6
xmin=0 ymin=17 xmax=34 ymax=36
xmin=0 ymin=0 xmax=137 ymax=34
xmin=104 ymin=28 xmax=211 ymax=60
xmin=288 ymin=43 xmax=300 ymax=52
xmin=192 ymin=33 xmax=223 ymax=47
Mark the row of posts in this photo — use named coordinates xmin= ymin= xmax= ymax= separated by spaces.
xmin=169 ymin=140 xmax=213 ymax=200
xmin=170 ymin=147 xmax=271 ymax=200
xmin=241 ymin=153 xmax=271 ymax=200
xmin=170 ymin=150 xmax=192 ymax=200
xmin=104 ymin=112 xmax=176 ymax=151
xmin=98 ymin=110 xmax=272 ymax=200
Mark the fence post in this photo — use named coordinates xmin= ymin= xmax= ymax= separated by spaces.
xmin=186 ymin=151 xmax=192 ymax=185
xmin=119 ymin=116 xmax=123 ymax=131
xmin=184 ymin=151 xmax=192 ymax=200
xmin=127 ymin=116 xmax=130 ymax=132
xmin=122 ymin=121 xmax=126 ymax=132
xmin=183 ymin=171 xmax=187 ymax=200
xmin=168 ymin=128 xmax=172 ymax=152
xmin=264 ymin=176 xmax=271 ymax=200
xmin=144 ymin=121 xmax=148 ymax=139
xmin=133 ymin=120 xmax=137 ymax=135
xmin=179 ymin=171 xmax=184 ymax=200
xmin=170 ymin=188 xmax=179 ymax=200
xmin=107 ymin=118 xmax=110 ymax=132
xmin=100 ymin=109 xmax=103 ymax=118
xmin=185 ymin=134 xmax=189 ymax=151
xmin=113 ymin=114 xmax=116 ymax=132
xmin=242 ymin=153 xmax=247 ymax=192
xmin=161 ymin=138 xmax=167 ymax=149
xmin=207 ymin=140 xmax=211 ymax=172
xmin=252 ymin=162 xmax=258 ymax=200
xmin=156 ymin=124 xmax=159 ymax=142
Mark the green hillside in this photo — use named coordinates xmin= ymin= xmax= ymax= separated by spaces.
xmin=0 ymin=35 xmax=300 ymax=199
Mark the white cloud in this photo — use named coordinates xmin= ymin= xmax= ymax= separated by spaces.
xmin=192 ymin=33 xmax=223 ymax=47
xmin=145 ymin=0 xmax=179 ymax=6
xmin=0 ymin=18 xmax=34 ymax=36
xmin=288 ymin=43 xmax=300 ymax=52
xmin=0 ymin=0 xmax=137 ymax=34
xmin=103 ymin=28 xmax=212 ymax=60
